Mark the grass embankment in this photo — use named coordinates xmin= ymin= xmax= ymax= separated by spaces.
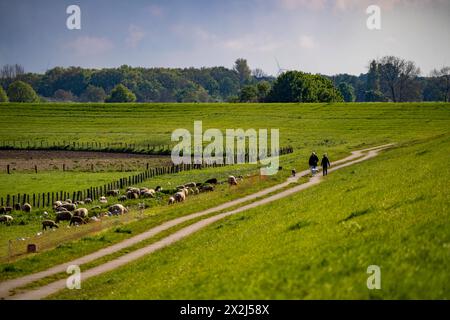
xmin=51 ymin=134 xmax=450 ymax=299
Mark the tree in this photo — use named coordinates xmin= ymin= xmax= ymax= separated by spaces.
xmin=239 ymin=85 xmax=258 ymax=102
xmin=105 ymin=84 xmax=136 ymax=103
xmin=79 ymin=85 xmax=107 ymax=102
xmin=431 ymin=67 xmax=450 ymax=102
xmin=0 ymin=64 xmax=24 ymax=79
xmin=233 ymin=58 xmax=251 ymax=87
xmin=378 ymin=56 xmax=421 ymax=102
xmin=267 ymin=71 xmax=343 ymax=103
xmin=252 ymin=68 xmax=268 ymax=79
xmin=54 ymin=89 xmax=75 ymax=102
xmin=7 ymin=81 xmax=39 ymax=102
xmin=338 ymin=82 xmax=355 ymax=102
xmin=256 ymin=81 xmax=271 ymax=102
xmin=0 ymin=86 xmax=8 ymax=102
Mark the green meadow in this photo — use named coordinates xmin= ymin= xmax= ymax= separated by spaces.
xmin=0 ymin=102 xmax=449 ymax=299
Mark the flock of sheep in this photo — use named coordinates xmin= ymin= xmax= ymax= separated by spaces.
xmin=0 ymin=175 xmax=242 ymax=231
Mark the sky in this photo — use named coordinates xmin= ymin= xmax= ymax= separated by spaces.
xmin=0 ymin=0 xmax=449 ymax=76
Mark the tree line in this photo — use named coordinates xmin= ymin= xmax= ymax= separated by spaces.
xmin=0 ymin=57 xmax=449 ymax=103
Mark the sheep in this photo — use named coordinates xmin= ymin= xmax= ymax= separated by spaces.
xmin=205 ymin=178 xmax=218 ymax=184
xmin=191 ymin=187 xmax=200 ymax=194
xmin=174 ymin=191 xmax=186 ymax=202
xmin=155 ymin=186 xmax=162 ymax=192
xmin=126 ymin=187 xmax=140 ymax=195
xmin=99 ymin=196 xmax=108 ymax=204
xmin=184 ymin=182 xmax=196 ymax=188
xmin=126 ymin=191 xmax=139 ymax=200
xmin=59 ymin=203 xmax=77 ymax=211
xmin=228 ymin=176 xmax=238 ymax=186
xmin=118 ymin=195 xmax=127 ymax=202
xmin=168 ymin=196 xmax=175 ymax=205
xmin=70 ymin=216 xmax=86 ymax=226
xmin=55 ymin=211 xmax=73 ymax=223
xmin=55 ymin=206 xmax=69 ymax=212
xmin=53 ymin=201 xmax=63 ymax=209
xmin=84 ymin=198 xmax=93 ymax=204
xmin=65 ymin=199 xmax=72 ymax=204
xmin=75 ymin=200 xmax=85 ymax=205
xmin=291 ymin=169 xmax=296 ymax=177
xmin=0 ymin=207 xmax=13 ymax=214
xmin=141 ymin=190 xmax=155 ymax=198
xmin=108 ymin=204 xmax=128 ymax=215
xmin=73 ymin=208 xmax=89 ymax=218
xmin=0 ymin=215 xmax=13 ymax=225
xmin=200 ymin=184 xmax=215 ymax=192
xmin=106 ymin=189 xmax=120 ymax=196
xmin=176 ymin=185 xmax=185 ymax=190
xmin=14 ymin=203 xmax=22 ymax=211
xmin=22 ymin=203 xmax=32 ymax=213
xmin=42 ymin=220 xmax=59 ymax=230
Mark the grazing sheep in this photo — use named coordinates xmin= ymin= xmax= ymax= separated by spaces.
xmin=22 ymin=203 xmax=32 ymax=213
xmin=55 ymin=211 xmax=73 ymax=223
xmin=191 ymin=187 xmax=200 ymax=194
xmin=0 ymin=207 xmax=13 ymax=214
xmin=14 ymin=203 xmax=22 ymax=211
xmin=59 ymin=203 xmax=77 ymax=211
xmin=65 ymin=199 xmax=72 ymax=204
xmin=184 ymin=182 xmax=196 ymax=188
xmin=126 ymin=191 xmax=139 ymax=200
xmin=205 ymin=178 xmax=218 ymax=185
xmin=0 ymin=215 xmax=13 ymax=225
xmin=69 ymin=216 xmax=86 ymax=226
xmin=84 ymin=198 xmax=93 ymax=204
xmin=108 ymin=204 xmax=128 ymax=215
xmin=55 ymin=206 xmax=69 ymax=212
xmin=106 ymin=189 xmax=120 ymax=196
xmin=155 ymin=186 xmax=162 ymax=192
xmin=174 ymin=191 xmax=186 ymax=202
xmin=176 ymin=185 xmax=185 ymax=190
xmin=200 ymin=184 xmax=215 ymax=192
xmin=73 ymin=208 xmax=89 ymax=218
xmin=118 ymin=195 xmax=127 ymax=202
xmin=126 ymin=187 xmax=140 ymax=195
xmin=53 ymin=201 xmax=63 ymax=209
xmin=141 ymin=190 xmax=155 ymax=198
xmin=99 ymin=196 xmax=108 ymax=204
xmin=168 ymin=197 xmax=175 ymax=205
xmin=42 ymin=220 xmax=58 ymax=230
xmin=228 ymin=176 xmax=238 ymax=186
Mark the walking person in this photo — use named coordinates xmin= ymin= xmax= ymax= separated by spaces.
xmin=308 ymin=152 xmax=319 ymax=176
xmin=321 ymin=153 xmax=331 ymax=176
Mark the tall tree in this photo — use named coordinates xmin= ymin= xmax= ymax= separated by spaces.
xmin=338 ymin=82 xmax=355 ymax=102
xmin=378 ymin=56 xmax=421 ymax=102
xmin=7 ymin=80 xmax=39 ymax=102
xmin=233 ymin=58 xmax=251 ymax=87
xmin=431 ymin=67 xmax=450 ymax=102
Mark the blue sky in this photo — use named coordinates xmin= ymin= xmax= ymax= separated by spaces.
xmin=0 ymin=0 xmax=449 ymax=75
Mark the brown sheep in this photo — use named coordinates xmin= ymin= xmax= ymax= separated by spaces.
xmin=22 ymin=203 xmax=32 ymax=213
xmin=73 ymin=208 xmax=89 ymax=218
xmin=70 ymin=216 xmax=86 ymax=226
xmin=42 ymin=220 xmax=59 ymax=230
xmin=55 ymin=211 xmax=73 ymax=223
xmin=126 ymin=191 xmax=139 ymax=200
xmin=174 ymin=191 xmax=186 ymax=202
xmin=0 ymin=215 xmax=13 ymax=225
xmin=200 ymin=184 xmax=215 ymax=192
xmin=106 ymin=189 xmax=120 ymax=196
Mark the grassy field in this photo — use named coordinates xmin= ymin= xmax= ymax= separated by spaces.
xmin=0 ymin=102 xmax=449 ymax=299
xmin=51 ymin=134 xmax=450 ymax=299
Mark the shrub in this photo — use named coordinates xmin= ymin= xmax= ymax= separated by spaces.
xmin=7 ymin=81 xmax=39 ymax=102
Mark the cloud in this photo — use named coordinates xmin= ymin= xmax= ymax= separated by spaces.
xmin=65 ymin=36 xmax=113 ymax=56
xmin=126 ymin=25 xmax=146 ymax=48
xmin=280 ymin=0 xmax=327 ymax=10
xmin=278 ymin=0 xmax=445 ymax=11
xmin=146 ymin=4 xmax=164 ymax=17
xmin=299 ymin=35 xmax=317 ymax=49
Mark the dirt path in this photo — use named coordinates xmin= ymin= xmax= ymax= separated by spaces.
xmin=0 ymin=144 xmax=394 ymax=300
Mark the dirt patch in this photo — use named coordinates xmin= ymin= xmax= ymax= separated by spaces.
xmin=0 ymin=150 xmax=172 ymax=172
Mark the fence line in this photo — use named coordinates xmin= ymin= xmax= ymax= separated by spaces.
xmin=0 ymin=146 xmax=294 ymax=209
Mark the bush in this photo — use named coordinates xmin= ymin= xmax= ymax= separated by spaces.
xmin=7 ymin=81 xmax=39 ymax=102
xmin=105 ymin=84 xmax=136 ymax=103
xmin=0 ymin=86 xmax=8 ymax=102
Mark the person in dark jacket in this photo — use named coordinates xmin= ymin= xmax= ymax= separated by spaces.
xmin=308 ymin=152 xmax=319 ymax=176
xmin=321 ymin=154 xmax=331 ymax=176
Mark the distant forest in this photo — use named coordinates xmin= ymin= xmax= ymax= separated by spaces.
xmin=0 ymin=57 xmax=449 ymax=103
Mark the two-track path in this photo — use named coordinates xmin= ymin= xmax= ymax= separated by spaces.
xmin=0 ymin=144 xmax=394 ymax=300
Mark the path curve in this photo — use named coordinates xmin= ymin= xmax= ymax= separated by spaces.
xmin=1 ymin=144 xmax=394 ymax=300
